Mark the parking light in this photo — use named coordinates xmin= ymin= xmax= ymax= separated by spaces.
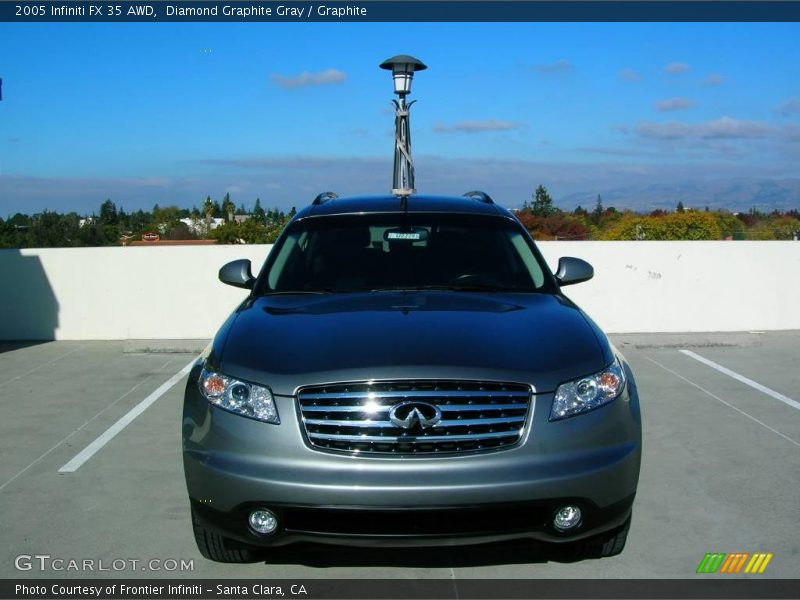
xmin=249 ymin=509 xmax=278 ymax=535
xmin=553 ymin=505 xmax=583 ymax=531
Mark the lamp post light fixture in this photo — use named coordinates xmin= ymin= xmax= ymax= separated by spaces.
xmin=379 ymin=55 xmax=427 ymax=199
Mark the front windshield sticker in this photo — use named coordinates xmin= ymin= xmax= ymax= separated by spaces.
xmin=386 ymin=232 xmax=421 ymax=240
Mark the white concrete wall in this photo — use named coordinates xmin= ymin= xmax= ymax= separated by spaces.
xmin=0 ymin=245 xmax=272 ymax=341
xmin=0 ymin=241 xmax=798 ymax=340
xmin=538 ymin=241 xmax=799 ymax=333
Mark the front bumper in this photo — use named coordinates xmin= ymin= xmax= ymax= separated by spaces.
xmin=182 ymin=364 xmax=642 ymax=548
xmin=190 ymin=495 xmax=635 ymax=548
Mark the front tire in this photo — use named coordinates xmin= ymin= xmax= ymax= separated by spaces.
xmin=582 ymin=514 xmax=631 ymax=558
xmin=191 ymin=507 xmax=258 ymax=563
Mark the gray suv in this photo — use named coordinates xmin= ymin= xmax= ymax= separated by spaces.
xmin=182 ymin=192 xmax=642 ymax=563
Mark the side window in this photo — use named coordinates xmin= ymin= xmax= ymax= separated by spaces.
xmin=267 ymin=231 xmax=307 ymax=289
xmin=509 ymin=232 xmax=544 ymax=288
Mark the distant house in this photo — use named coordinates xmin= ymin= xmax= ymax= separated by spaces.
xmin=179 ymin=217 xmax=225 ymax=234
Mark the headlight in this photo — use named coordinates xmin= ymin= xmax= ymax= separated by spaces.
xmin=550 ymin=358 xmax=626 ymax=421
xmin=198 ymin=367 xmax=279 ymax=424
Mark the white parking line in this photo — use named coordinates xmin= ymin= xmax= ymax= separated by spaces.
xmin=645 ymin=356 xmax=799 ymax=448
xmin=0 ymin=357 xmax=181 ymax=493
xmin=58 ymin=359 xmax=196 ymax=473
xmin=679 ymin=349 xmax=800 ymax=411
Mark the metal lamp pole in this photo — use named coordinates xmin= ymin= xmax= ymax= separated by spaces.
xmin=379 ymin=55 xmax=427 ymax=200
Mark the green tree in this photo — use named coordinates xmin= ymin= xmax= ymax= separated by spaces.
xmin=591 ymin=194 xmax=604 ymax=224
xmin=531 ymin=185 xmax=556 ymax=217
xmin=167 ymin=222 xmax=197 ymax=240
xmin=676 ymin=201 xmax=685 ymax=213
xmin=594 ymin=195 xmax=603 ymax=216
xmin=603 ymin=211 xmax=721 ymax=240
xmin=26 ymin=211 xmax=78 ymax=247
xmin=202 ymin=196 xmax=215 ymax=229
xmin=252 ymin=198 xmax=266 ymax=224
xmin=99 ymin=199 xmax=119 ymax=225
xmin=0 ymin=214 xmax=30 ymax=248
xmin=768 ymin=215 xmax=800 ymax=240
xmin=714 ymin=210 xmax=744 ymax=240
xmin=222 ymin=193 xmax=235 ymax=222
xmin=127 ymin=209 xmax=151 ymax=236
xmin=152 ymin=205 xmax=181 ymax=234
xmin=209 ymin=221 xmax=241 ymax=244
xmin=77 ymin=219 xmax=111 ymax=246
xmin=237 ymin=218 xmax=270 ymax=244
xmin=745 ymin=214 xmax=800 ymax=240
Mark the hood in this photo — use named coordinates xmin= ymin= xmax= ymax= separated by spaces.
xmin=218 ymin=291 xmax=610 ymax=395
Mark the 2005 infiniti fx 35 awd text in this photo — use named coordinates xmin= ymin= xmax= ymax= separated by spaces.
xmin=182 ymin=192 xmax=642 ymax=563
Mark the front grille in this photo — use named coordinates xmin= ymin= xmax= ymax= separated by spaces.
xmin=297 ymin=380 xmax=531 ymax=456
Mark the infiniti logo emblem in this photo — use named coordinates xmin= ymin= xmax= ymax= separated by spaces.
xmin=389 ymin=401 xmax=442 ymax=430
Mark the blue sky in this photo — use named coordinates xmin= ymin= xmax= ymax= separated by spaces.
xmin=1 ymin=21 xmax=799 ymax=215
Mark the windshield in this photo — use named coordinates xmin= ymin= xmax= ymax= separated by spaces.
xmin=258 ymin=214 xmax=554 ymax=294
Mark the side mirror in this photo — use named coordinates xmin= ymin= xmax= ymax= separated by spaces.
xmin=555 ymin=257 xmax=593 ymax=287
xmin=219 ymin=259 xmax=255 ymax=289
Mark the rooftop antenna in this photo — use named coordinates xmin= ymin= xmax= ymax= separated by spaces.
xmin=379 ymin=55 xmax=427 ymax=210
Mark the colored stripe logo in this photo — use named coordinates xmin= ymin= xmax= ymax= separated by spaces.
xmin=697 ymin=552 xmax=773 ymax=574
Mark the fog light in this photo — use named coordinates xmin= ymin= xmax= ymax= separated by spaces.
xmin=553 ymin=505 xmax=582 ymax=531
xmin=248 ymin=509 xmax=278 ymax=535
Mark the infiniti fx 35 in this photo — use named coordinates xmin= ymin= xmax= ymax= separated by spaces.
xmin=182 ymin=193 xmax=642 ymax=562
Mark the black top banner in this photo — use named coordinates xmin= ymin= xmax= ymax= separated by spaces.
xmin=4 ymin=1 xmax=800 ymax=22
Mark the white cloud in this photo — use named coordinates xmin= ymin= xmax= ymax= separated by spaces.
xmin=774 ymin=97 xmax=800 ymax=117
xmin=636 ymin=116 xmax=773 ymax=140
xmin=664 ymin=62 xmax=690 ymax=74
xmin=702 ymin=73 xmax=726 ymax=86
xmin=271 ymin=68 xmax=346 ymax=89
xmin=655 ymin=98 xmax=696 ymax=112
xmin=785 ymin=125 xmax=800 ymax=142
xmin=432 ymin=119 xmax=524 ymax=133
xmin=532 ymin=59 xmax=572 ymax=74
xmin=619 ymin=68 xmax=642 ymax=82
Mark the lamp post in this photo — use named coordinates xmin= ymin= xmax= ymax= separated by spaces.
xmin=379 ymin=55 xmax=427 ymax=199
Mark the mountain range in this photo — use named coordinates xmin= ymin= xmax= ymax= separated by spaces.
xmin=556 ymin=178 xmax=800 ymax=213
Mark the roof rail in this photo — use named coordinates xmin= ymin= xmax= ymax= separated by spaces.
xmin=463 ymin=190 xmax=494 ymax=204
xmin=312 ymin=191 xmax=339 ymax=205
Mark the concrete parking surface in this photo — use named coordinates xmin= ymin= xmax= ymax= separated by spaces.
xmin=0 ymin=333 xmax=798 ymax=579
